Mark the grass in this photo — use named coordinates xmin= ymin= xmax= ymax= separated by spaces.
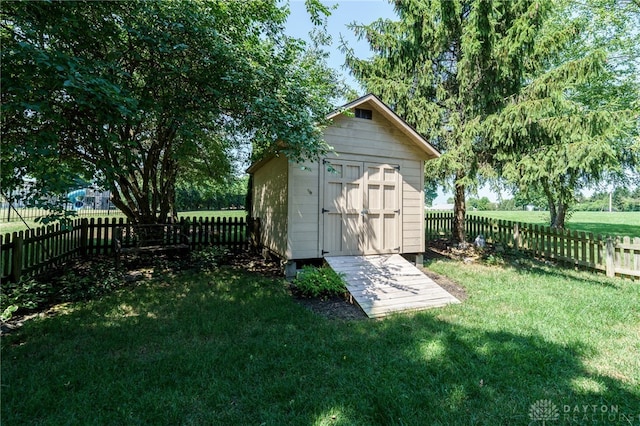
xmin=2 ymin=257 xmax=639 ymax=425
xmin=470 ymin=211 xmax=640 ymax=237
xmin=0 ymin=210 xmax=247 ymax=235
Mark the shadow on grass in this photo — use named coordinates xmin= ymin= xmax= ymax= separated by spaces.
xmin=439 ymin=247 xmax=627 ymax=290
xmin=2 ymin=267 xmax=638 ymax=425
xmin=516 ymin=260 xmax=623 ymax=289
xmin=566 ymin=221 xmax=640 ymax=238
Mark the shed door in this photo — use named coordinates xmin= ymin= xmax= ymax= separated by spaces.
xmin=322 ymin=159 xmax=401 ymax=256
xmin=363 ymin=162 xmax=401 ymax=255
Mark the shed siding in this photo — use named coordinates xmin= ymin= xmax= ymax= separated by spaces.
xmin=324 ymin=113 xmax=425 ymax=161
xmin=287 ymin=161 xmax=321 ymax=259
xmin=400 ymin=159 xmax=425 ymax=253
xmin=252 ymin=155 xmax=289 ymax=258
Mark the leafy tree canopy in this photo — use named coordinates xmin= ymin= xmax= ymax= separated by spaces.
xmin=484 ymin=0 xmax=640 ymax=228
xmin=1 ymin=0 xmax=342 ymax=224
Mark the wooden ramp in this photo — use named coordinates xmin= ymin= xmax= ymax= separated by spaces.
xmin=325 ymin=254 xmax=460 ymax=318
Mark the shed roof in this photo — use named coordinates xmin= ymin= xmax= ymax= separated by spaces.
xmin=248 ymin=94 xmax=440 ymax=174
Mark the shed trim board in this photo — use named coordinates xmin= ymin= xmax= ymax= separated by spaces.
xmin=248 ymin=94 xmax=439 ymax=265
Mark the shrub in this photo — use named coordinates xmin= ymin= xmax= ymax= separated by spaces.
xmin=293 ymin=265 xmax=346 ymax=299
xmin=55 ymin=263 xmax=125 ymax=302
xmin=0 ymin=262 xmax=126 ymax=320
xmin=189 ymin=246 xmax=229 ymax=271
xmin=0 ymin=277 xmax=55 ymax=319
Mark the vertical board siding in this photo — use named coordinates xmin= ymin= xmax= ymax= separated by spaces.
xmin=0 ymin=216 xmax=253 ymax=283
xmin=251 ymin=155 xmax=289 ymax=258
xmin=425 ymin=212 xmax=640 ymax=279
xmin=288 ymin=161 xmax=321 ymax=259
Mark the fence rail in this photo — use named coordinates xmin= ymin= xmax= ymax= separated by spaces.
xmin=426 ymin=212 xmax=640 ymax=279
xmin=1 ymin=216 xmax=256 ymax=283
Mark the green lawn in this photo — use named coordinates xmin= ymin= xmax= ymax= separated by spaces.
xmin=470 ymin=211 xmax=640 ymax=237
xmin=2 ymin=258 xmax=639 ymax=425
xmin=0 ymin=210 xmax=247 ymax=235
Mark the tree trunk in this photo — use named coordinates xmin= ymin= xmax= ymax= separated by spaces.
xmin=543 ymin=180 xmax=569 ymax=229
xmin=108 ymin=141 xmax=179 ymax=226
xmin=548 ymin=199 xmax=558 ymax=228
xmin=552 ymin=202 xmax=568 ymax=229
xmin=452 ymin=172 xmax=466 ymax=244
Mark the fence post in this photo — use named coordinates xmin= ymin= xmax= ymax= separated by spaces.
xmin=513 ymin=223 xmax=519 ymax=251
xmin=11 ymin=233 xmax=22 ymax=283
xmin=605 ymin=237 xmax=615 ymax=277
xmin=80 ymin=218 xmax=89 ymax=258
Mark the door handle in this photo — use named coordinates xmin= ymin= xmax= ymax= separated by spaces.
xmin=360 ymin=209 xmax=369 ymax=215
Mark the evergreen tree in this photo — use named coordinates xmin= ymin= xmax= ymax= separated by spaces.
xmin=485 ymin=0 xmax=639 ymax=228
xmin=344 ymin=0 xmax=550 ymax=242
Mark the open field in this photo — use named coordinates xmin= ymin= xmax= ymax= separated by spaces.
xmin=0 ymin=210 xmax=248 ymax=235
xmin=469 ymin=211 xmax=640 ymax=237
xmin=2 ymin=257 xmax=638 ymax=424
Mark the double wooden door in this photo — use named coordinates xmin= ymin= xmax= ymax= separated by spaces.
xmin=322 ymin=159 xmax=401 ymax=256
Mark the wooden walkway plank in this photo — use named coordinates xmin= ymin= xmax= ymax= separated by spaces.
xmin=325 ymin=254 xmax=460 ymax=318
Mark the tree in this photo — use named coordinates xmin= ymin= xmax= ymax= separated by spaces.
xmin=424 ymin=182 xmax=438 ymax=207
xmin=1 ymin=0 xmax=340 ymax=225
xmin=175 ymin=175 xmax=248 ymax=211
xmin=486 ymin=0 xmax=640 ymax=228
xmin=344 ymin=0 xmax=551 ymax=243
xmin=468 ymin=196 xmax=494 ymax=211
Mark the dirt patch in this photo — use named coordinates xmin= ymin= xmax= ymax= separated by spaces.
xmin=228 ymin=250 xmax=469 ymax=319
xmin=418 ymin=264 xmax=468 ymax=302
xmin=293 ymin=293 xmax=367 ymax=320
xmin=225 ymin=250 xmax=282 ymax=278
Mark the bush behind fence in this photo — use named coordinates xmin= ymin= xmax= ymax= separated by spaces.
xmin=426 ymin=212 xmax=640 ymax=279
xmin=1 ymin=216 xmax=256 ymax=283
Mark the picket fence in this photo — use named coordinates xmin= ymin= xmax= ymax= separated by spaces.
xmin=1 ymin=216 xmax=257 ymax=283
xmin=426 ymin=212 xmax=640 ymax=279
xmin=3 ymin=212 xmax=637 ymax=283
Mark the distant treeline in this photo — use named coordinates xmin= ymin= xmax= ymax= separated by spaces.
xmin=463 ymin=187 xmax=640 ymax=212
xmin=175 ymin=176 xmax=248 ymax=212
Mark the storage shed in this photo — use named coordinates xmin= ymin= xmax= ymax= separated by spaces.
xmin=248 ymin=94 xmax=440 ymax=275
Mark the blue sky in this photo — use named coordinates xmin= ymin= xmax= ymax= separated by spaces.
xmin=284 ymin=1 xmax=396 ymax=93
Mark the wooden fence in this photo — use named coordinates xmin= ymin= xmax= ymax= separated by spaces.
xmin=0 ymin=216 xmax=257 ymax=283
xmin=426 ymin=212 xmax=640 ymax=279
